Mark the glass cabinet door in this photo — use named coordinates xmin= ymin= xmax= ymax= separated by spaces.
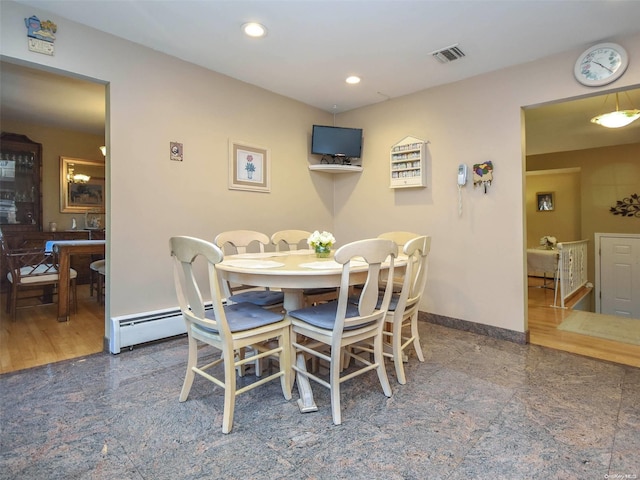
xmin=0 ymin=133 xmax=42 ymax=230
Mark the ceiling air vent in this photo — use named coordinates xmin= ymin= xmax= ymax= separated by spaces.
xmin=430 ymin=44 xmax=465 ymax=63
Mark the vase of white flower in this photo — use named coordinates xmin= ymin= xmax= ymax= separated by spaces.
xmin=307 ymin=230 xmax=335 ymax=258
xmin=314 ymin=244 xmax=331 ymax=257
xmin=539 ymin=235 xmax=557 ymax=249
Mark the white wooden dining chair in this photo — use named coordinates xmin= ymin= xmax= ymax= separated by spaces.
xmin=271 ymin=229 xmax=338 ymax=306
xmin=377 ymin=231 xmax=421 ymax=255
xmin=360 ymin=235 xmax=431 ymax=384
xmin=377 ymin=231 xmax=421 ymax=290
xmin=214 ymin=230 xmax=284 ymax=308
xmin=169 ymin=236 xmax=292 ymax=434
xmin=270 ymin=229 xmax=312 ymax=252
xmin=288 ymin=238 xmax=396 ymax=425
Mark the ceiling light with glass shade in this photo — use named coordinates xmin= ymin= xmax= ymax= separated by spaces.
xmin=345 ymin=76 xmax=361 ymax=85
xmin=590 ymin=92 xmax=640 ymax=128
xmin=66 ymin=165 xmax=90 ymax=184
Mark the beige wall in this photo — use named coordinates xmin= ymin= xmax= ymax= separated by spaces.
xmin=1 ymin=119 xmax=105 ymax=229
xmin=328 ymin=36 xmax=640 ymax=331
xmin=2 ymin=2 xmax=335 ymax=330
xmin=525 ymin=169 xmax=581 ymax=248
xmin=3 ymin=1 xmax=640 ymax=337
xmin=527 ymin=143 xmax=640 ymax=283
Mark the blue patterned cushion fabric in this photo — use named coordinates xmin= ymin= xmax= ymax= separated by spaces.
xmin=289 ymin=301 xmax=368 ymax=331
xmin=195 ymin=302 xmax=284 ymax=334
xmin=228 ymin=290 xmax=284 ymax=306
xmin=302 ymin=287 xmax=336 ymax=295
xmin=385 ymin=293 xmax=400 ymax=311
xmin=348 ymin=293 xmax=400 ymax=311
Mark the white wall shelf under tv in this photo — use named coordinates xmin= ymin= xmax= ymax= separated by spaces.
xmin=309 ymin=164 xmax=363 ymax=174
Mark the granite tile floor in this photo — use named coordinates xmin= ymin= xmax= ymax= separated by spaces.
xmin=1 ymin=322 xmax=639 ymax=480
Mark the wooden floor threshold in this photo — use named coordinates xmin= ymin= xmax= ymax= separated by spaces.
xmin=527 ymin=277 xmax=640 ymax=368
xmin=563 ymin=285 xmax=592 ymax=310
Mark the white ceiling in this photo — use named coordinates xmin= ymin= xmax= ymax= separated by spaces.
xmin=2 ymin=0 xmax=640 ymax=154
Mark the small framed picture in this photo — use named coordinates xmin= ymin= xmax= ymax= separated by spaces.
xmin=537 ymin=192 xmax=554 ymax=212
xmin=170 ymin=142 xmax=183 ymax=162
xmin=228 ymin=140 xmax=270 ymax=193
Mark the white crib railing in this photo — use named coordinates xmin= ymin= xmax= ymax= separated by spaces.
xmin=554 ymin=239 xmax=588 ymax=308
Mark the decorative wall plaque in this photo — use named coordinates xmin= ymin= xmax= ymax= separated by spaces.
xmin=610 ymin=193 xmax=640 ymax=218
xmin=25 ymin=15 xmax=57 ymax=56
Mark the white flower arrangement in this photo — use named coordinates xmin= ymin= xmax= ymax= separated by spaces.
xmin=540 ymin=235 xmax=557 ymax=249
xmin=307 ymin=230 xmax=335 ymax=249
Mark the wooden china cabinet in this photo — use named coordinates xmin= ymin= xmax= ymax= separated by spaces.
xmin=0 ymin=132 xmax=102 ymax=290
xmin=0 ymin=132 xmax=42 ymax=232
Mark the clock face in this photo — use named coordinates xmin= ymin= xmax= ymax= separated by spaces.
xmin=574 ymin=43 xmax=629 ymax=87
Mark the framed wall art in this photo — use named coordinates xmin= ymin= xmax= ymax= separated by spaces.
xmin=60 ymin=156 xmax=106 ymax=213
xmin=228 ymin=140 xmax=270 ymax=193
xmin=536 ymin=192 xmax=554 ymax=212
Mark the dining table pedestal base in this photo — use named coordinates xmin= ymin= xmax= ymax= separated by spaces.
xmin=295 ymin=353 xmax=318 ymax=413
xmin=282 ymin=287 xmax=319 ymax=413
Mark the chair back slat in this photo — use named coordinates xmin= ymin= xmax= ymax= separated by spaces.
xmin=334 ymin=238 xmax=396 ymax=333
xmin=271 ymin=229 xmax=312 ymax=252
xmin=377 ymin=231 xmax=420 ymax=256
xmin=170 ymin=236 xmax=230 ymax=338
xmin=213 ymin=230 xmax=279 ymax=301
xmin=4 ymin=249 xmax=58 ymax=282
xmin=214 ymin=230 xmax=269 ymax=255
xmin=393 ymin=235 xmax=431 ymax=318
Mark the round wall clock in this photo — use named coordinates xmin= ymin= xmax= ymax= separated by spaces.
xmin=574 ymin=42 xmax=629 ymax=87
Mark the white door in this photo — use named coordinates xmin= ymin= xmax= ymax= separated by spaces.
xmin=597 ymin=234 xmax=640 ymax=319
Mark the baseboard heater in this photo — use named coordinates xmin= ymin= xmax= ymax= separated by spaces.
xmin=109 ymin=302 xmax=221 ymax=354
xmin=108 ymin=307 xmax=185 ymax=354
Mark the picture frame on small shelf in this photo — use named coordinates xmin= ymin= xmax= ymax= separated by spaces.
xmin=228 ymin=140 xmax=270 ymax=193
xmin=537 ymin=192 xmax=554 ymax=212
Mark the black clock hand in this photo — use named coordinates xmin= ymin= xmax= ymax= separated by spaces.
xmin=593 ymin=61 xmax=613 ymax=73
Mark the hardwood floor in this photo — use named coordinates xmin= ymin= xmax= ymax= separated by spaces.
xmin=2 ymin=278 xmax=638 ymax=375
xmin=0 ymin=284 xmax=105 ymax=374
xmin=527 ymin=276 xmax=640 ymax=368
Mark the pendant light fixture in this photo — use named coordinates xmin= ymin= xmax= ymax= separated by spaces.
xmin=590 ymin=92 xmax=640 ymax=128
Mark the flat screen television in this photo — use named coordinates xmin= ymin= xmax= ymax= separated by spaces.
xmin=311 ymin=125 xmax=363 ymax=159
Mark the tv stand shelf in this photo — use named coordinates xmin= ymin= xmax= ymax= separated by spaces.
xmin=309 ymin=164 xmax=363 ymax=174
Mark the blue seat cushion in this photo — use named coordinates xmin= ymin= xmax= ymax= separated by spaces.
xmin=195 ymin=302 xmax=284 ymax=334
xmin=348 ymin=292 xmax=400 ymax=311
xmin=229 ymin=290 xmax=284 ymax=306
xmin=289 ymin=301 xmax=364 ymax=331
xmin=303 ymin=287 xmax=336 ymax=295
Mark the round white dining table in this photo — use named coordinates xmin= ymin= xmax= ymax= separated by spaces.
xmin=216 ymin=248 xmax=404 ymax=413
xmin=216 ymin=249 xmax=377 ymax=312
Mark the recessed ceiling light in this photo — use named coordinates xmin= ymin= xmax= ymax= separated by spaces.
xmin=242 ymin=22 xmax=267 ymax=38
xmin=346 ymin=76 xmax=361 ymax=85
